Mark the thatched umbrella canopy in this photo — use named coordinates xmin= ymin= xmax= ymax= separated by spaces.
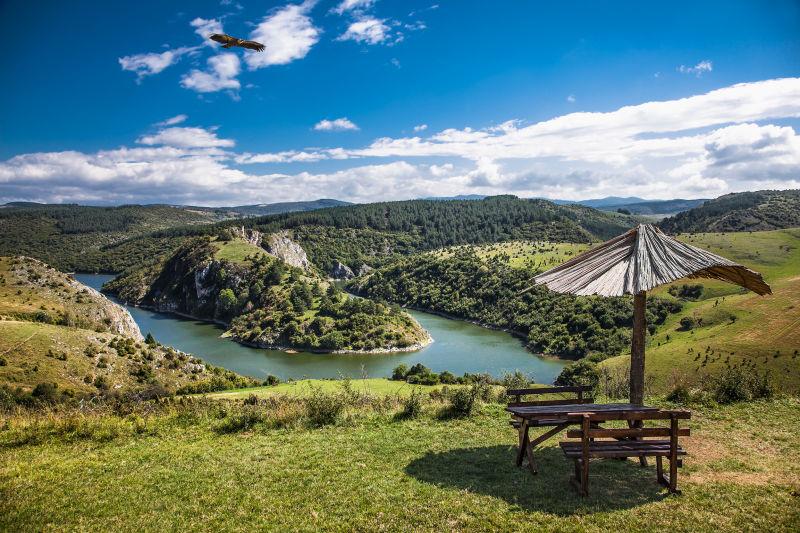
xmin=532 ymin=224 xmax=771 ymax=405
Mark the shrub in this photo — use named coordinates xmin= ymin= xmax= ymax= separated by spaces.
xmin=555 ymin=359 xmax=599 ymax=389
xmin=304 ymin=386 xmax=345 ymax=427
xmin=144 ymin=332 xmax=157 ymax=346
xmin=501 ymin=370 xmax=532 ymax=390
xmin=31 ymin=382 xmax=60 ymax=403
xmin=678 ymin=316 xmax=697 ymax=331
xmin=263 ymin=375 xmax=281 ymax=386
xmin=399 ymin=389 xmax=425 ymax=419
xmin=666 ymin=384 xmax=691 ymax=404
xmin=711 ymin=368 xmax=776 ymax=404
xmin=447 ymin=387 xmax=477 ymax=417
xmin=215 ymin=406 xmax=266 ymax=433
xmin=438 ymin=371 xmax=457 ymax=384
xmin=391 ymin=364 xmax=408 ymax=381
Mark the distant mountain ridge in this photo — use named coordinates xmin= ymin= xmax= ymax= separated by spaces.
xmin=659 ymin=190 xmax=800 ymax=233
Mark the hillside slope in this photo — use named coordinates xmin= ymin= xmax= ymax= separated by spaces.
xmin=0 ymin=204 xmax=218 ymax=272
xmin=602 ymin=228 xmax=800 ymax=392
xmin=659 ymin=189 xmax=800 ymax=233
xmin=106 ymin=236 xmax=430 ymax=353
xmin=0 ymin=256 xmax=252 ymax=397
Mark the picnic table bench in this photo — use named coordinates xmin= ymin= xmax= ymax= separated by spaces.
xmin=505 ymin=388 xmax=691 ymax=496
xmin=560 ymin=409 xmax=691 ymax=495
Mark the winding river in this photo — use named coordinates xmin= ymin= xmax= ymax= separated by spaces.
xmin=76 ymin=274 xmax=567 ymax=383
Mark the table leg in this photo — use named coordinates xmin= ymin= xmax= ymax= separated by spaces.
xmin=628 ymin=419 xmax=648 ymax=466
xmin=515 ymin=419 xmax=529 ymax=467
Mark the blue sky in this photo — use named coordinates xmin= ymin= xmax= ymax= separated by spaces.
xmin=1 ymin=0 xmax=799 ymax=205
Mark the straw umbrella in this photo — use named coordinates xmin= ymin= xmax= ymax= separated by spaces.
xmin=532 ymin=224 xmax=771 ymax=405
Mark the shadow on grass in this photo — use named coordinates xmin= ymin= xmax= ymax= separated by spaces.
xmin=405 ymin=445 xmax=670 ymax=514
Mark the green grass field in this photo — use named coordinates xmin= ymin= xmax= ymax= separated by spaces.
xmin=601 ymin=228 xmax=800 ymax=392
xmin=434 ymin=241 xmax=592 ymax=271
xmin=212 ymin=238 xmax=269 ymax=265
xmin=200 ymin=378 xmax=443 ymax=399
xmin=1 ymin=395 xmax=798 ymax=531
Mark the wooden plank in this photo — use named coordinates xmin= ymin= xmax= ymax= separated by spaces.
xmin=506 ymin=385 xmax=592 ymax=396
xmin=507 ymin=403 xmax=660 ymax=416
xmin=566 ymin=427 xmax=691 ymax=439
xmin=563 ymin=410 xmax=691 ymax=422
xmin=508 ymin=399 xmax=594 ymax=407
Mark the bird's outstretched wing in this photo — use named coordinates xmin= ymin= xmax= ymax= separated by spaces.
xmin=239 ymin=40 xmax=266 ymax=52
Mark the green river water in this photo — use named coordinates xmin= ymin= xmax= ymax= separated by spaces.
xmin=76 ymin=274 xmax=566 ymax=383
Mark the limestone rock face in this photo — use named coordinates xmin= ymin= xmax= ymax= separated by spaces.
xmin=357 ymin=264 xmax=373 ymax=277
xmin=331 ymin=261 xmax=355 ymax=279
xmin=264 ymin=231 xmax=311 ymax=270
xmin=7 ymin=256 xmax=143 ymax=340
xmin=229 ymin=226 xmax=263 ymax=247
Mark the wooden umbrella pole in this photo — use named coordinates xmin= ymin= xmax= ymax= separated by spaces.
xmin=630 ymin=291 xmax=647 ymax=406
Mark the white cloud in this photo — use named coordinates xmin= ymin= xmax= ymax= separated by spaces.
xmin=181 ymin=53 xmax=241 ymax=93
xmin=190 ymin=17 xmax=223 ymax=45
xmin=137 ymin=126 xmax=235 ymax=148
xmin=3 ymin=78 xmax=800 ymax=205
xmin=155 ymin=115 xmax=188 ymax=127
xmin=235 ymin=150 xmax=326 ymax=164
xmin=245 ymin=2 xmax=320 ymax=70
xmin=338 ymin=16 xmax=391 ymax=45
xmin=413 ymin=124 xmax=428 ymax=132
xmin=566 ymin=94 xmax=576 ymax=103
xmin=119 ymin=47 xmax=197 ymax=81
xmin=678 ymin=60 xmax=713 ymax=77
xmin=314 ymin=118 xmax=360 ymax=131
xmin=331 ymin=0 xmax=376 ymax=15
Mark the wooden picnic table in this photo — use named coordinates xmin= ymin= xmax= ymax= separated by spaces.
xmin=506 ymin=403 xmax=660 ymax=474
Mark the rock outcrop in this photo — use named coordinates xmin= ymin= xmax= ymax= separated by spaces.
xmin=264 ymin=231 xmax=311 ymax=270
xmin=4 ymin=256 xmax=143 ymax=339
xmin=357 ymin=264 xmax=373 ymax=277
xmin=229 ymin=226 xmax=263 ymax=247
xmin=331 ymin=261 xmax=355 ymax=279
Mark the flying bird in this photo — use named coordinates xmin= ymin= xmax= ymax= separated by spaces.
xmin=209 ymin=33 xmax=265 ymax=52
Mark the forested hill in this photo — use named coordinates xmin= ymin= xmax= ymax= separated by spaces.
xmin=163 ymin=195 xmax=640 ymax=246
xmin=0 ymin=204 xmax=219 ymax=272
xmin=0 ymin=196 xmax=640 ymax=274
xmin=658 ymin=189 xmax=800 ymax=233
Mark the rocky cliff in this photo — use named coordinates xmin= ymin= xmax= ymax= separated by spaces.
xmin=0 ymin=256 xmax=142 ymax=339
xmin=264 ymin=231 xmax=311 ymax=270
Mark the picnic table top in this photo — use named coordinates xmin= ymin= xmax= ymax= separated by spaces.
xmin=506 ymin=402 xmax=659 ymax=420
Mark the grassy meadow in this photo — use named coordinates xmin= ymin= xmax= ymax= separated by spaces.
xmin=459 ymin=228 xmax=800 ymax=393
xmin=1 ymin=386 xmax=798 ymax=532
xmin=602 ymin=228 xmax=800 ymax=392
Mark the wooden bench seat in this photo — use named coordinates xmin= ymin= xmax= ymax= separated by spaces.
xmin=559 ymin=409 xmax=691 ymax=496
xmin=560 ymin=440 xmax=687 ymax=458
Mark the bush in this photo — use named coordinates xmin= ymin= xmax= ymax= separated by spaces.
xmin=438 ymin=371 xmax=457 ymax=384
xmin=666 ymin=384 xmax=691 ymax=404
xmin=263 ymin=375 xmax=281 ymax=386
xmin=399 ymin=389 xmax=425 ymax=419
xmin=447 ymin=387 xmax=477 ymax=417
xmin=391 ymin=364 xmax=408 ymax=381
xmin=215 ymin=406 xmax=266 ymax=433
xmin=501 ymin=370 xmax=532 ymax=390
xmin=304 ymin=386 xmax=345 ymax=427
xmin=555 ymin=359 xmax=599 ymax=389
xmin=678 ymin=316 xmax=697 ymax=331
xmin=31 ymin=382 xmax=60 ymax=403
xmin=711 ymin=368 xmax=776 ymax=404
